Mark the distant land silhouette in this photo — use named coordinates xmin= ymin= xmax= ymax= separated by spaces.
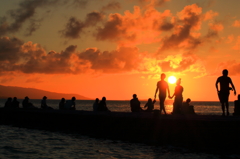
xmin=0 ymin=85 xmax=92 ymax=100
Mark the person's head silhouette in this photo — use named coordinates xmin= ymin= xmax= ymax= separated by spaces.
xmin=222 ymin=69 xmax=228 ymax=76
xmin=148 ymin=98 xmax=152 ymax=102
xmin=176 ymin=78 xmax=181 ymax=85
xmin=102 ymin=97 xmax=106 ymax=102
xmin=161 ymin=73 xmax=166 ymax=80
xmin=186 ymin=98 xmax=191 ymax=103
xmin=95 ymin=98 xmax=99 ymax=102
xmin=133 ymin=94 xmax=137 ymax=98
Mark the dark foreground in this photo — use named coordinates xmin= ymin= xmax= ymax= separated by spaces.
xmin=0 ymin=108 xmax=240 ymax=154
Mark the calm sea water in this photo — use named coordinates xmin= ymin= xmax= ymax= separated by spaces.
xmin=0 ymin=99 xmax=237 ymax=159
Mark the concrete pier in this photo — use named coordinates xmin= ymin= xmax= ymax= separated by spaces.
xmin=0 ymin=108 xmax=240 ymax=154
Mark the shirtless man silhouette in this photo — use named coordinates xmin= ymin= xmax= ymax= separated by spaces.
xmin=215 ymin=69 xmax=236 ymax=116
xmin=154 ymin=73 xmax=170 ymax=114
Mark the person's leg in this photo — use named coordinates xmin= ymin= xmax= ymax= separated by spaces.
xmin=226 ymin=93 xmax=230 ymax=116
xmin=160 ymin=96 xmax=166 ymax=114
xmin=226 ymin=102 xmax=229 ymax=116
xmin=221 ymin=102 xmax=225 ymax=116
xmin=159 ymin=96 xmax=162 ymax=114
xmin=219 ymin=92 xmax=225 ymax=116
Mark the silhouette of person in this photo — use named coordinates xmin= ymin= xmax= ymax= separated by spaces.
xmin=170 ymin=78 xmax=183 ymax=114
xmin=64 ymin=97 xmax=76 ymax=110
xmin=41 ymin=96 xmax=53 ymax=110
xmin=11 ymin=97 xmax=19 ymax=108
xmin=182 ymin=98 xmax=195 ymax=114
xmin=154 ymin=73 xmax=170 ymax=114
xmin=93 ymin=98 xmax=99 ymax=111
xmin=22 ymin=96 xmax=37 ymax=109
xmin=234 ymin=94 xmax=240 ymax=115
xmin=59 ymin=98 xmax=65 ymax=110
xmin=98 ymin=97 xmax=110 ymax=112
xmin=144 ymin=98 xmax=156 ymax=112
xmin=216 ymin=69 xmax=236 ymax=116
xmin=130 ymin=94 xmax=142 ymax=112
xmin=4 ymin=97 xmax=12 ymax=108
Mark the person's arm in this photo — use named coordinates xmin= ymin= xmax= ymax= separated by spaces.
xmin=215 ymin=78 xmax=219 ymax=93
xmin=170 ymin=87 xmax=176 ymax=99
xmin=230 ymin=79 xmax=237 ymax=95
xmin=154 ymin=86 xmax=158 ymax=99
xmin=153 ymin=99 xmax=156 ymax=104
xmin=167 ymin=84 xmax=171 ymax=98
xmin=144 ymin=102 xmax=148 ymax=108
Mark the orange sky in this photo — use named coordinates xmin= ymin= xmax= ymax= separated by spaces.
xmin=0 ymin=0 xmax=240 ymax=101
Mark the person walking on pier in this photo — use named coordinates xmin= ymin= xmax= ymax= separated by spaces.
xmin=216 ymin=69 xmax=236 ymax=116
xmin=170 ymin=78 xmax=183 ymax=114
xmin=154 ymin=73 xmax=170 ymax=114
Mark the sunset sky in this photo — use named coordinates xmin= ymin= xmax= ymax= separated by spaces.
xmin=1 ymin=0 xmax=240 ymax=101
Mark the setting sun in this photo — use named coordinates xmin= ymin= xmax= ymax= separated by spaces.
xmin=168 ymin=76 xmax=177 ymax=84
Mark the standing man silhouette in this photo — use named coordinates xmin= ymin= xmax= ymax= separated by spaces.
xmin=154 ymin=73 xmax=170 ymax=114
xmin=216 ymin=69 xmax=236 ymax=116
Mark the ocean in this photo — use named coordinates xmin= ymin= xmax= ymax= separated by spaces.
xmin=0 ymin=99 xmax=237 ymax=159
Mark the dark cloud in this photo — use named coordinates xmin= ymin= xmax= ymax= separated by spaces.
xmin=96 ymin=13 xmax=126 ymax=41
xmin=79 ymin=47 xmax=143 ymax=73
xmin=60 ymin=17 xmax=85 ymax=39
xmin=159 ymin=22 xmax=174 ymax=31
xmin=60 ymin=11 xmax=104 ymax=39
xmin=25 ymin=19 xmax=42 ymax=36
xmin=0 ymin=37 xmax=23 ymax=63
xmin=85 ymin=11 xmax=104 ymax=27
xmin=0 ymin=36 xmax=145 ymax=74
xmin=159 ymin=4 xmax=202 ymax=51
xmin=0 ymin=0 xmax=90 ymax=36
xmin=0 ymin=0 xmax=59 ymax=36
xmin=20 ymin=45 xmax=77 ymax=74
xmin=0 ymin=36 xmax=77 ymax=74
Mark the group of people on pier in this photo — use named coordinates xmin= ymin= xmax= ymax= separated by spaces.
xmin=129 ymin=73 xmax=195 ymax=115
xmin=130 ymin=68 xmax=238 ymax=116
xmin=4 ymin=96 xmax=77 ymax=110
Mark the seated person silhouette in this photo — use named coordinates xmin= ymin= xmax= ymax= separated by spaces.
xmin=93 ymin=98 xmax=99 ymax=111
xmin=4 ymin=97 xmax=12 ymax=108
xmin=234 ymin=94 xmax=240 ymax=115
xmin=182 ymin=98 xmax=196 ymax=114
xmin=11 ymin=97 xmax=20 ymax=108
xmin=144 ymin=98 xmax=156 ymax=112
xmin=41 ymin=96 xmax=53 ymax=110
xmin=22 ymin=96 xmax=38 ymax=109
xmin=97 ymin=97 xmax=110 ymax=112
xmin=64 ymin=97 xmax=76 ymax=110
xmin=130 ymin=94 xmax=142 ymax=112
xmin=59 ymin=98 xmax=65 ymax=110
